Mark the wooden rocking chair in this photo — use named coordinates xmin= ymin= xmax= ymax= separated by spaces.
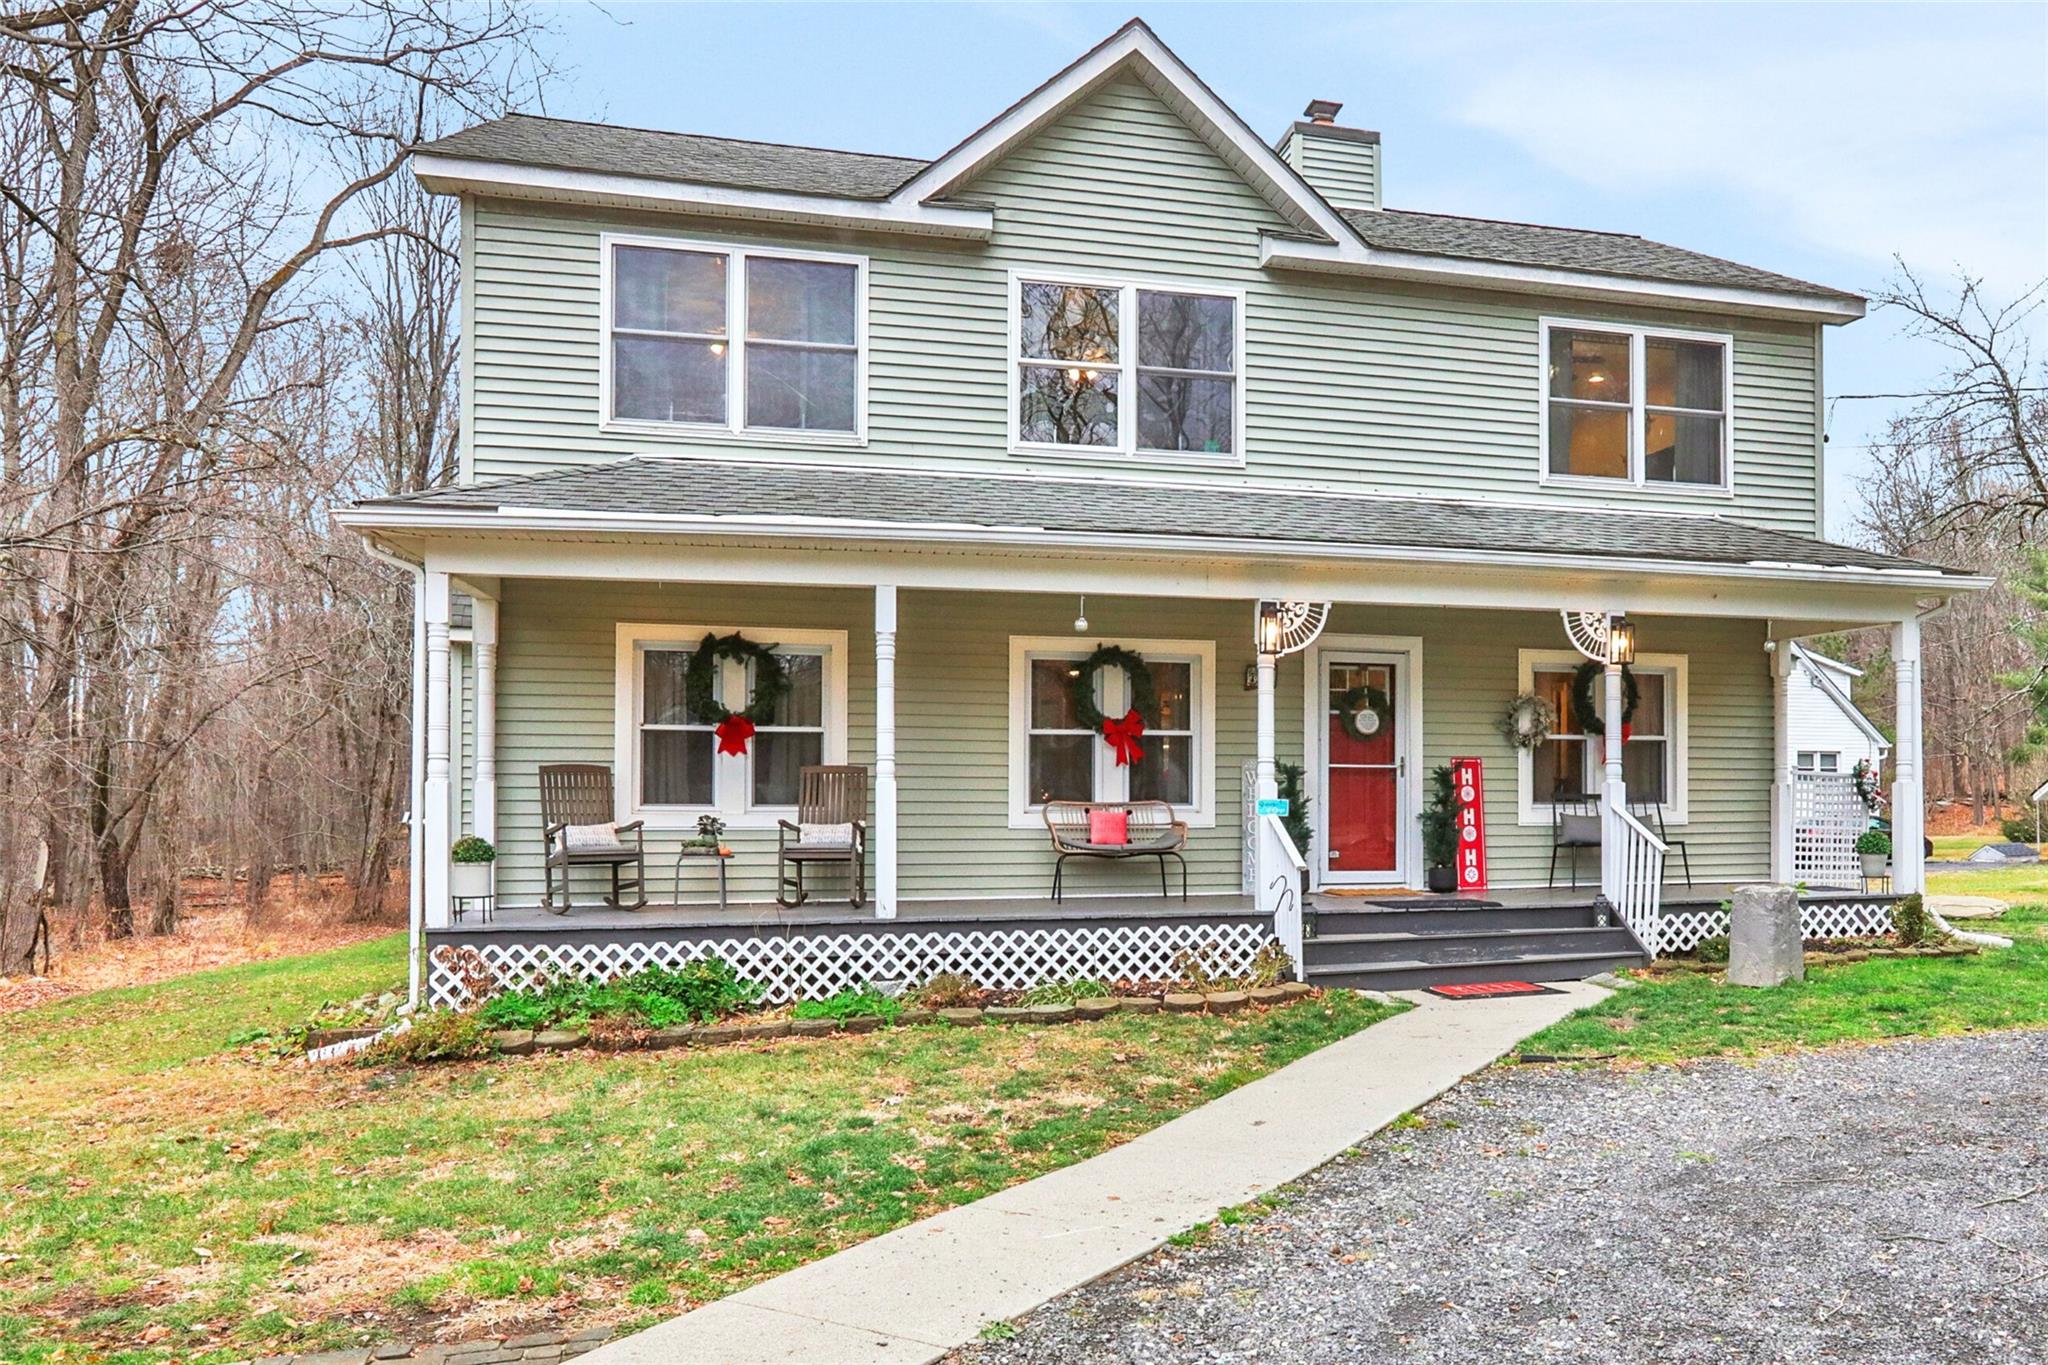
xmin=776 ymin=765 xmax=868 ymax=908
xmin=539 ymin=763 xmax=646 ymax=913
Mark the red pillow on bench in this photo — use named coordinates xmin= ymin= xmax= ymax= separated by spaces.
xmin=1087 ymin=809 xmax=1130 ymax=846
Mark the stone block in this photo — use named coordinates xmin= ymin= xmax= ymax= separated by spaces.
xmin=1161 ymin=993 xmax=1205 ymax=1014
xmin=1727 ymin=883 xmax=1804 ymax=988
xmin=790 ymin=1017 xmax=838 ymax=1037
xmin=739 ymin=1019 xmax=791 ymax=1041
xmin=1276 ymin=982 xmax=1313 ymax=999
xmin=304 ymin=1027 xmax=382 ymax=1051
xmin=531 ymin=1030 xmax=584 ymax=1052
xmin=370 ymin=1345 xmax=413 ymax=1361
xmin=937 ymin=1007 xmax=981 ymax=1027
xmin=505 ymin=1334 xmax=565 ymax=1350
xmin=489 ymin=1030 xmax=535 ymax=1056
xmin=295 ymin=1352 xmax=372 ymax=1365
xmin=1204 ymin=991 xmax=1248 ymax=1014
xmin=1115 ymin=996 xmax=1161 ymax=1014
xmin=842 ymin=1014 xmax=884 ymax=1034
xmin=647 ymin=1026 xmax=697 ymax=1049
xmin=894 ymin=1007 xmax=935 ymax=1027
xmin=1026 ymin=1002 xmax=1076 ymax=1024
xmin=1246 ymin=986 xmax=1289 ymax=1007
xmin=983 ymin=1006 xmax=1031 ymax=1025
xmin=1075 ymin=997 xmax=1120 ymax=1020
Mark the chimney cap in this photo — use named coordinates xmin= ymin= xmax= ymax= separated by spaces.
xmin=1303 ymin=98 xmax=1343 ymax=124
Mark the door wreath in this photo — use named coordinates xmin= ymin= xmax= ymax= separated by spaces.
xmin=1073 ymin=644 xmax=1157 ymax=767
xmin=1337 ymin=683 xmax=1394 ymax=742
xmin=684 ymin=631 xmax=789 ymax=755
xmin=1569 ymin=661 xmax=1639 ymax=739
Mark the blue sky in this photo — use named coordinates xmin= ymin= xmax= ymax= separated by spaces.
xmin=532 ymin=2 xmax=2047 ymax=537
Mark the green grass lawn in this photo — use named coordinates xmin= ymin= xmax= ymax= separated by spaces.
xmin=1925 ymin=858 xmax=2048 ymax=901
xmin=0 ymin=936 xmax=1395 ymax=1364
xmin=1524 ymin=906 xmax=2048 ymax=1065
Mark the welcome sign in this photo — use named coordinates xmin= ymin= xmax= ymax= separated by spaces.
xmin=1450 ymin=756 xmax=1487 ymax=892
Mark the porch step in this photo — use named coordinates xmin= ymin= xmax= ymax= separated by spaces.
xmin=1305 ymin=950 xmax=1645 ymax=994
xmin=1308 ymin=905 xmax=1604 ymax=937
xmin=1304 ymin=924 xmax=1642 ymax=969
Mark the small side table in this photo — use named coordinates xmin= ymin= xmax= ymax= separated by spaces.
xmin=451 ymin=892 xmax=495 ymax=923
xmin=675 ymin=844 xmax=733 ymax=909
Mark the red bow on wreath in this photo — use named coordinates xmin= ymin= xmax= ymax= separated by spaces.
xmin=714 ymin=715 xmax=756 ymax=757
xmin=1101 ymin=709 xmax=1146 ymax=767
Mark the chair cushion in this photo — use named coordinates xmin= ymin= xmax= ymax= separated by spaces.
xmin=561 ymin=822 xmax=624 ymax=852
xmin=799 ymin=821 xmax=854 ymax=849
xmin=1558 ymin=813 xmax=1603 ymax=846
xmin=1087 ymin=809 xmax=1130 ymax=846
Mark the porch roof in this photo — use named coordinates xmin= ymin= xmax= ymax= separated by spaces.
xmin=352 ymin=457 xmax=1973 ymax=583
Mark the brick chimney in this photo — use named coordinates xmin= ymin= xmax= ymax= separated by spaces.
xmin=1276 ymin=99 xmax=1381 ymax=212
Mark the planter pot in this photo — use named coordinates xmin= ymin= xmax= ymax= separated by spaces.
xmin=451 ymin=861 xmax=494 ymax=898
xmin=1858 ymin=853 xmax=1889 ymax=879
xmin=1426 ymin=866 xmax=1457 ymax=894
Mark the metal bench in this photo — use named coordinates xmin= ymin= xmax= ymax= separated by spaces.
xmin=1043 ymin=800 xmax=1188 ymax=902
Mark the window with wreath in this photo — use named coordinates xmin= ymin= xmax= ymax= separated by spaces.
xmin=1544 ymin=321 xmax=1729 ymax=487
xmin=1010 ymin=638 xmax=1213 ymax=823
xmin=1522 ymin=653 xmax=1684 ymax=815
xmin=619 ymin=625 xmax=844 ymax=823
xmin=1015 ymin=278 xmax=1238 ymax=459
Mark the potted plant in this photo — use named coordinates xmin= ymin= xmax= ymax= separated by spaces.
xmin=1855 ymin=827 xmax=1892 ymax=878
xmin=687 ymin=814 xmax=727 ymax=850
xmin=450 ymin=836 xmax=496 ymax=897
xmin=1420 ymin=764 xmax=1458 ymax=893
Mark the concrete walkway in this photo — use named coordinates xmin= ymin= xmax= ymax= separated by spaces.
xmin=582 ymin=983 xmax=1605 ymax=1365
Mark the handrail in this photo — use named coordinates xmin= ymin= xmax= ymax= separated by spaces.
xmin=1611 ymin=804 xmax=1668 ymax=957
xmin=1257 ymin=812 xmax=1308 ymax=971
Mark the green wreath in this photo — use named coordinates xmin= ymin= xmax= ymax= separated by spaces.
xmin=1337 ymin=683 xmax=1394 ymax=742
xmin=684 ymin=631 xmax=789 ymax=724
xmin=1073 ymin=644 xmax=1158 ymax=730
xmin=1570 ymin=661 xmax=1639 ymax=736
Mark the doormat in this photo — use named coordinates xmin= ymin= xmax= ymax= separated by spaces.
xmin=1424 ymin=980 xmax=1566 ymax=1000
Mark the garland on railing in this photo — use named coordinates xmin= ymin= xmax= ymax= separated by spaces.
xmin=1570 ymin=661 xmax=1639 ymax=740
xmin=684 ymin=632 xmax=789 ymax=756
xmin=1851 ymin=758 xmax=1885 ymax=812
xmin=1073 ymin=644 xmax=1158 ymax=767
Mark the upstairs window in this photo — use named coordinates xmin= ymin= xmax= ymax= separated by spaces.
xmin=1013 ymin=276 xmax=1241 ymax=463
xmin=1542 ymin=320 xmax=1730 ymax=490
xmin=606 ymin=237 xmax=864 ymax=438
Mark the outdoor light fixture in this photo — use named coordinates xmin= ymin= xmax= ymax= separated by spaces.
xmin=1256 ymin=600 xmax=1285 ymax=655
xmin=1072 ymin=595 xmax=1088 ymax=633
xmin=1608 ymin=614 xmax=1637 ymax=666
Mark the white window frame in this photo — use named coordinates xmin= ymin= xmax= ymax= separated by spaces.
xmin=1006 ymin=635 xmax=1217 ymax=829
xmin=1516 ymin=649 xmax=1689 ymax=825
xmin=1537 ymin=317 xmax=1735 ymax=495
xmin=1796 ymin=750 xmax=1841 ymax=774
xmin=599 ymin=232 xmax=869 ymax=445
xmin=1006 ymin=268 xmax=1246 ymax=469
xmin=614 ymin=623 xmax=849 ymax=829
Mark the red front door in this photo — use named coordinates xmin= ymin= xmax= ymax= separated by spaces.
xmin=1324 ymin=657 xmax=1405 ymax=884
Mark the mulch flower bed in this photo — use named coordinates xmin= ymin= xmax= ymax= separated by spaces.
xmin=1645 ymin=936 xmax=1980 ymax=976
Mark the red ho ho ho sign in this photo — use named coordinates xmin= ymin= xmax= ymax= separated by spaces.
xmin=1450 ymin=756 xmax=1487 ymax=892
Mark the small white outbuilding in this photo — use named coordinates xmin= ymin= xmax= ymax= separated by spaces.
xmin=1787 ymin=643 xmax=1890 ymax=782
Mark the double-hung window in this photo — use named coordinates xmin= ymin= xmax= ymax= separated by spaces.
xmin=606 ymin=236 xmax=864 ymax=438
xmin=1013 ymin=276 xmax=1241 ymax=463
xmin=1542 ymin=319 xmax=1731 ymax=490
xmin=1519 ymin=650 xmax=1688 ymax=822
xmin=616 ymin=624 xmax=848 ymax=826
xmin=1009 ymin=636 xmax=1216 ymax=826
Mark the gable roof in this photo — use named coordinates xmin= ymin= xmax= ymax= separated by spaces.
xmin=349 ymin=457 xmax=1973 ymax=586
xmin=1791 ymin=643 xmax=1890 ymax=751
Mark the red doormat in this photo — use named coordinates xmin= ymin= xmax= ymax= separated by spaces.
xmin=1424 ymin=980 xmax=1565 ymax=1000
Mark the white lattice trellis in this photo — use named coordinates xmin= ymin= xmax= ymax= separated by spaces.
xmin=1793 ymin=773 xmax=1867 ymax=887
xmin=1656 ymin=899 xmax=1896 ymax=955
xmin=429 ymin=920 xmax=1278 ymax=1009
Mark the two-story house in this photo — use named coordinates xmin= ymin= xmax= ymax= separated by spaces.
xmin=340 ymin=21 xmax=1986 ymax=1007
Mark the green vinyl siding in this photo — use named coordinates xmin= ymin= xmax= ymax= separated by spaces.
xmin=470 ymin=581 xmax=1768 ymax=908
xmin=462 ymin=73 xmax=1822 ymax=532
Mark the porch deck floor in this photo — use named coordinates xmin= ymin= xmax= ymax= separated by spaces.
xmin=1311 ymin=879 xmax=1867 ymax=912
xmin=446 ymin=892 xmax=1255 ymax=935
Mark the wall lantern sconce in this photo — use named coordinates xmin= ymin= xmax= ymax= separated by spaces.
xmin=1608 ymin=614 xmax=1637 ymax=666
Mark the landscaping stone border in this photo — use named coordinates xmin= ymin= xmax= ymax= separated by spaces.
xmin=1644 ymin=941 xmax=1981 ymax=976
xmin=347 ymin=983 xmax=1317 ymax=1062
xmin=227 ymin=1325 xmax=613 ymax=1365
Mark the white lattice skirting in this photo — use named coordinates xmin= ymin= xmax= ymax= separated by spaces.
xmin=1656 ymin=900 xmax=1897 ymax=955
xmin=428 ymin=920 xmax=1278 ymax=1009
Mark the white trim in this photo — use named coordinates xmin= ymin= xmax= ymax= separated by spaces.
xmin=612 ymin=622 xmax=849 ymax=830
xmin=412 ymin=153 xmax=992 ymax=238
xmin=1537 ymin=317 xmax=1736 ymax=496
xmin=890 ymin=21 xmax=1354 ymax=246
xmin=1005 ymin=634 xmax=1218 ymax=829
xmin=1302 ymin=634 xmax=1425 ymax=891
xmin=597 ymin=231 xmax=869 ymax=445
xmin=1516 ymin=648 xmax=1690 ymax=825
xmin=1006 ymin=268 xmax=1247 ymax=468
xmin=1261 ymin=236 xmax=1867 ymax=326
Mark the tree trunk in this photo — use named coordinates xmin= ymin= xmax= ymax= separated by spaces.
xmin=149 ymin=874 xmax=179 ymax=936
xmin=99 ymin=836 xmax=134 ymax=940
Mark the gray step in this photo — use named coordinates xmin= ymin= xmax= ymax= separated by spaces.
xmin=1306 ymin=950 xmax=1644 ymax=993
xmin=1304 ymin=924 xmax=1641 ymax=969
xmin=1309 ymin=905 xmax=1603 ymax=937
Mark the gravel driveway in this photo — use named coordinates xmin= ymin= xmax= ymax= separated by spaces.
xmin=954 ymin=1031 xmax=2048 ymax=1364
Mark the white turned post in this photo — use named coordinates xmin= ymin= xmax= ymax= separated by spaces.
xmin=472 ymin=594 xmax=498 ymax=845
xmin=1255 ymin=653 xmax=1278 ymax=802
xmin=1769 ymin=639 xmax=1796 ymax=881
xmin=406 ymin=574 xmax=427 ymax=1005
xmin=422 ymin=571 xmax=453 ymax=929
xmin=874 ymin=585 xmax=899 ymax=919
xmin=1892 ymin=616 xmax=1925 ymax=895
xmin=1599 ymin=660 xmax=1627 ymax=902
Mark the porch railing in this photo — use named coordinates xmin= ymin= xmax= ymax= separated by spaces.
xmin=1256 ymin=812 xmax=1308 ymax=969
xmin=1612 ymin=803 xmax=1669 ymax=956
xmin=1793 ymin=772 xmax=1866 ymax=888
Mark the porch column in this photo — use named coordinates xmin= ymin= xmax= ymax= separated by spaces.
xmin=1599 ymin=660 xmax=1627 ymax=901
xmin=873 ymin=585 xmax=898 ymax=918
xmin=422 ymin=570 xmax=453 ymax=929
xmin=471 ymin=594 xmax=498 ymax=845
xmin=1892 ymin=616 xmax=1925 ymax=895
xmin=406 ymin=572 xmax=426 ymax=1004
xmin=1769 ymin=638 xmax=1796 ymax=881
xmin=1254 ymin=651 xmax=1278 ymax=801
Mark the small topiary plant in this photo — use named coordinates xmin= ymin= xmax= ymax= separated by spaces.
xmin=451 ymin=836 xmax=496 ymax=864
xmin=1854 ymin=828 xmax=1892 ymax=857
xmin=1893 ymin=893 xmax=1933 ymax=946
